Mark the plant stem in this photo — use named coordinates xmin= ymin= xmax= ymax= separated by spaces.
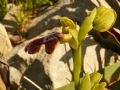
xmin=73 ymin=45 xmax=82 ymax=88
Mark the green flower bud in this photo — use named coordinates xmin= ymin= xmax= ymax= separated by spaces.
xmin=93 ymin=6 xmax=117 ymax=32
xmin=93 ymin=82 xmax=107 ymax=90
xmin=90 ymin=72 xmax=103 ymax=88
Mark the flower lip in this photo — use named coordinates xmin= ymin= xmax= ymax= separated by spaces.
xmin=25 ymin=37 xmax=44 ymax=54
xmin=25 ymin=32 xmax=62 ymax=54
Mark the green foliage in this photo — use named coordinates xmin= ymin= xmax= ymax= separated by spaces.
xmin=53 ymin=72 xmax=106 ymax=90
xmin=0 ymin=0 xmax=8 ymax=21
xmin=59 ymin=6 xmax=117 ymax=90
xmin=90 ymin=72 xmax=103 ymax=88
xmin=101 ymin=62 xmax=120 ymax=85
xmin=13 ymin=9 xmax=29 ymax=36
xmin=21 ymin=0 xmax=53 ymax=11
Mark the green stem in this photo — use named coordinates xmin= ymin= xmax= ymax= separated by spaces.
xmin=73 ymin=45 xmax=82 ymax=88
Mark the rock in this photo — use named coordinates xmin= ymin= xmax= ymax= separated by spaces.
xmin=82 ymin=36 xmax=120 ymax=73
xmin=0 ymin=23 xmax=12 ymax=56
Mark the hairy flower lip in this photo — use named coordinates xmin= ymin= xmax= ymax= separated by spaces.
xmin=25 ymin=32 xmax=62 ymax=54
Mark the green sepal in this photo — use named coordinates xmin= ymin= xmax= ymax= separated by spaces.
xmin=78 ymin=8 xmax=96 ymax=44
xmin=69 ymin=28 xmax=78 ymax=49
xmin=60 ymin=33 xmax=72 ymax=43
xmin=59 ymin=17 xmax=78 ymax=49
xmin=60 ymin=17 xmax=76 ymax=29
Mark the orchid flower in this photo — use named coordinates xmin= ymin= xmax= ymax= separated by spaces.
xmin=25 ymin=6 xmax=119 ymax=90
xmin=25 ymin=17 xmax=78 ymax=54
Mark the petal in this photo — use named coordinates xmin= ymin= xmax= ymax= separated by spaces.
xmin=69 ymin=28 xmax=78 ymax=49
xmin=60 ymin=17 xmax=76 ymax=29
xmin=25 ymin=32 xmax=61 ymax=54
xmin=25 ymin=38 xmax=44 ymax=54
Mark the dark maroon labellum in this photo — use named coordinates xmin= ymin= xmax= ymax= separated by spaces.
xmin=109 ymin=28 xmax=120 ymax=44
xmin=25 ymin=38 xmax=44 ymax=54
xmin=25 ymin=32 xmax=62 ymax=54
xmin=45 ymin=36 xmax=59 ymax=54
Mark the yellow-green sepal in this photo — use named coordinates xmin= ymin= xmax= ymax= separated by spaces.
xmin=60 ymin=17 xmax=76 ymax=29
xmin=78 ymin=8 xmax=96 ymax=44
xmin=93 ymin=6 xmax=117 ymax=32
xmin=59 ymin=17 xmax=78 ymax=49
xmin=60 ymin=33 xmax=72 ymax=43
xmin=69 ymin=28 xmax=78 ymax=49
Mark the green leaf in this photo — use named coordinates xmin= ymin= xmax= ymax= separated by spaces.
xmin=54 ymin=82 xmax=75 ymax=90
xmin=78 ymin=8 xmax=96 ymax=44
xmin=101 ymin=62 xmax=120 ymax=85
xmin=78 ymin=73 xmax=91 ymax=90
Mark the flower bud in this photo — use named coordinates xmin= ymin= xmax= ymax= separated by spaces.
xmin=93 ymin=82 xmax=106 ymax=90
xmin=93 ymin=6 xmax=117 ymax=32
xmin=90 ymin=72 xmax=103 ymax=88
